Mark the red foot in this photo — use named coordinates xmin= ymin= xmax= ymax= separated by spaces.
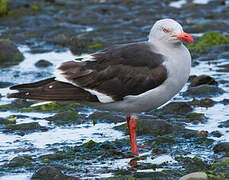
xmin=126 ymin=115 xmax=139 ymax=155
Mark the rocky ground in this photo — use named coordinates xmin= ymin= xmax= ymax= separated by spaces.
xmin=0 ymin=0 xmax=229 ymax=179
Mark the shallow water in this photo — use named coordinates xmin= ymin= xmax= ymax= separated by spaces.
xmin=170 ymin=0 xmax=211 ymax=8
xmin=0 ymin=43 xmax=228 ymax=178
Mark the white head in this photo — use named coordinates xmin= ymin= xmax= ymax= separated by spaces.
xmin=149 ymin=19 xmax=194 ymax=44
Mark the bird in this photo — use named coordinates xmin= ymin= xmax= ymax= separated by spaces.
xmin=8 ymin=19 xmax=194 ymax=155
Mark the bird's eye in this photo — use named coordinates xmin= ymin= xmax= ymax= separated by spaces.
xmin=163 ymin=28 xmax=170 ymax=33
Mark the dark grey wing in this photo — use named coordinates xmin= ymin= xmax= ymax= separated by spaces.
xmin=8 ymin=78 xmax=99 ymax=102
xmin=58 ymin=42 xmax=167 ymax=102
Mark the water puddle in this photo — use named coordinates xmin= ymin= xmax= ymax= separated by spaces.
xmin=170 ymin=0 xmax=211 ymax=8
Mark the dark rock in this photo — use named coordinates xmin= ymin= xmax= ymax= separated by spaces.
xmin=39 ymin=153 xmax=65 ymax=161
xmin=221 ymin=99 xmax=229 ymax=105
xmin=3 ymin=122 xmax=48 ymax=133
xmin=0 ymin=116 xmax=16 ymax=124
xmin=218 ymin=120 xmax=229 ymax=128
xmin=213 ymin=142 xmax=229 ymax=153
xmin=31 ymin=166 xmax=79 ymax=180
xmin=0 ymin=40 xmax=23 ymax=67
xmin=88 ymin=111 xmax=125 ymax=123
xmin=162 ymin=102 xmax=193 ymax=114
xmin=188 ymin=75 xmax=197 ymax=82
xmin=8 ymin=155 xmax=33 ymax=167
xmin=199 ymin=98 xmax=215 ymax=107
xmin=184 ymin=85 xmax=223 ymax=97
xmin=136 ymin=119 xmax=175 ymax=136
xmin=217 ymin=63 xmax=229 ymax=72
xmin=189 ymin=98 xmax=215 ymax=108
xmin=217 ymin=157 xmax=229 ymax=162
xmin=35 ymin=59 xmax=53 ymax=68
xmin=190 ymin=75 xmax=218 ymax=87
xmin=0 ymin=81 xmax=13 ymax=88
xmin=46 ymin=110 xmax=80 ymax=125
xmin=185 ymin=113 xmax=207 ymax=124
xmin=7 ymin=0 xmax=30 ymax=10
xmin=210 ymin=131 xmax=222 ymax=138
xmin=175 ymin=156 xmax=209 ymax=171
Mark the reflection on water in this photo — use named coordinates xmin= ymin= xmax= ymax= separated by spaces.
xmin=170 ymin=0 xmax=211 ymax=8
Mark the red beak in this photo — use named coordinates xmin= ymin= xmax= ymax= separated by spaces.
xmin=172 ymin=32 xmax=194 ymax=43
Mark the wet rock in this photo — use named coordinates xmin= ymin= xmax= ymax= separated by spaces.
xmin=217 ymin=157 xmax=229 ymax=162
xmin=46 ymin=110 xmax=80 ymax=125
xmin=184 ymin=85 xmax=223 ymax=97
xmin=136 ymin=119 xmax=175 ymax=136
xmin=162 ymin=102 xmax=193 ymax=114
xmin=0 ymin=81 xmax=13 ymax=88
xmin=7 ymin=0 xmax=30 ymax=10
xmin=88 ymin=111 xmax=125 ymax=123
xmin=221 ymin=99 xmax=229 ymax=105
xmin=0 ymin=115 xmax=17 ymax=125
xmin=218 ymin=120 xmax=229 ymax=128
xmin=210 ymin=130 xmax=222 ymax=138
xmin=70 ymin=37 xmax=104 ymax=55
xmin=8 ymin=155 xmax=33 ymax=167
xmin=217 ymin=63 xmax=229 ymax=72
xmin=39 ymin=153 xmax=65 ymax=161
xmin=3 ymin=122 xmax=48 ymax=133
xmin=189 ymin=98 xmax=215 ymax=108
xmin=52 ymin=33 xmax=71 ymax=46
xmin=213 ymin=142 xmax=229 ymax=153
xmin=31 ymin=166 xmax=79 ymax=180
xmin=22 ymin=102 xmax=81 ymax=112
xmin=0 ymin=99 xmax=33 ymax=111
xmin=22 ymin=102 xmax=63 ymax=112
xmin=185 ymin=113 xmax=207 ymax=124
xmin=0 ymin=40 xmax=23 ymax=67
xmin=35 ymin=59 xmax=53 ymax=68
xmin=199 ymin=98 xmax=215 ymax=107
xmin=187 ymin=31 xmax=229 ymax=54
xmin=190 ymin=75 xmax=217 ymax=87
xmin=175 ymin=156 xmax=208 ymax=172
xmin=180 ymin=172 xmax=208 ymax=180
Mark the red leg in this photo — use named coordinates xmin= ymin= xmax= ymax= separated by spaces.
xmin=126 ymin=115 xmax=139 ymax=155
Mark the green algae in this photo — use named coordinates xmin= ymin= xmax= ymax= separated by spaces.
xmin=21 ymin=102 xmax=80 ymax=112
xmin=46 ymin=110 xmax=80 ymax=125
xmin=0 ymin=0 xmax=8 ymax=17
xmin=7 ymin=155 xmax=33 ymax=167
xmin=30 ymin=4 xmax=39 ymax=13
xmin=22 ymin=102 xmax=62 ymax=112
xmin=188 ymin=31 xmax=229 ymax=54
xmin=205 ymin=161 xmax=229 ymax=179
xmin=7 ymin=116 xmax=17 ymax=124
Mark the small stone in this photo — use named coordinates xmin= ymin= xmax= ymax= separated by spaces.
xmin=210 ymin=130 xmax=222 ymax=138
xmin=199 ymin=98 xmax=215 ymax=107
xmin=190 ymin=75 xmax=217 ymax=87
xmin=35 ymin=59 xmax=53 ymax=68
xmin=218 ymin=120 xmax=229 ymax=128
xmin=31 ymin=166 xmax=79 ymax=180
xmin=180 ymin=172 xmax=208 ymax=180
xmin=0 ymin=81 xmax=13 ymax=88
xmin=213 ymin=142 xmax=229 ymax=153
xmin=4 ymin=122 xmax=48 ymax=133
xmin=0 ymin=40 xmax=24 ymax=67
xmin=185 ymin=85 xmax=223 ymax=97
xmin=162 ymin=102 xmax=193 ymax=114
xmin=217 ymin=157 xmax=229 ymax=162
